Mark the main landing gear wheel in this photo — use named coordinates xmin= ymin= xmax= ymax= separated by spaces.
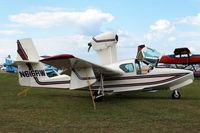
xmin=172 ymin=90 xmax=181 ymax=99
xmin=93 ymin=91 xmax=104 ymax=102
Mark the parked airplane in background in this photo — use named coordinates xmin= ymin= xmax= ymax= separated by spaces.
xmin=159 ymin=48 xmax=200 ymax=77
xmin=1 ymin=55 xmax=17 ymax=73
xmin=14 ymin=32 xmax=194 ymax=102
xmin=0 ymin=63 xmax=3 ymax=71
xmin=0 ymin=54 xmax=58 ymax=75
xmin=40 ymin=56 xmax=59 ymax=77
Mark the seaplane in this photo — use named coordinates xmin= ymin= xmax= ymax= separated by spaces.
xmin=14 ymin=32 xmax=194 ymax=103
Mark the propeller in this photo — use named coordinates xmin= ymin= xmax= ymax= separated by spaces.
xmin=88 ymin=43 xmax=92 ymax=52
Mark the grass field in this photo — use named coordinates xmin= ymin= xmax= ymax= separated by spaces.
xmin=0 ymin=73 xmax=200 ymax=133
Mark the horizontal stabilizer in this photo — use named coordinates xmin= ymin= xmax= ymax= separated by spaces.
xmin=13 ymin=60 xmax=39 ymax=67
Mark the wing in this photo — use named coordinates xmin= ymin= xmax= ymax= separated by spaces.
xmin=40 ymin=54 xmax=123 ymax=77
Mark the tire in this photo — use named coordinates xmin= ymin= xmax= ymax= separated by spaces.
xmin=94 ymin=96 xmax=103 ymax=102
xmin=172 ymin=91 xmax=181 ymax=99
xmin=93 ymin=91 xmax=103 ymax=102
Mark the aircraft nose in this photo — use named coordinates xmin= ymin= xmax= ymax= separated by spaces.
xmin=176 ymin=69 xmax=193 ymax=74
xmin=152 ymin=68 xmax=194 ymax=77
xmin=175 ymin=69 xmax=194 ymax=80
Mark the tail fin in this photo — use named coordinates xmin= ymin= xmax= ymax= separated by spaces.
xmin=15 ymin=38 xmax=70 ymax=88
xmin=17 ymin=39 xmax=40 ymax=62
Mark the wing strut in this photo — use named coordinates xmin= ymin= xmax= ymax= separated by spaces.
xmin=87 ymin=77 xmax=96 ymax=110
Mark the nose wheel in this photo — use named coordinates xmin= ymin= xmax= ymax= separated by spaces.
xmin=172 ymin=90 xmax=181 ymax=99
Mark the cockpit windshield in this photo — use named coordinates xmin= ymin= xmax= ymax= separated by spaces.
xmin=143 ymin=48 xmax=160 ymax=59
xmin=137 ymin=46 xmax=161 ymax=65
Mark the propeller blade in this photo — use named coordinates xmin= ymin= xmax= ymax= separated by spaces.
xmin=88 ymin=43 xmax=92 ymax=52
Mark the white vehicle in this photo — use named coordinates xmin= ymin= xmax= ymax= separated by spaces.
xmin=14 ymin=32 xmax=194 ymax=102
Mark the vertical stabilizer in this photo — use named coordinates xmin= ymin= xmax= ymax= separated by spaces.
xmin=17 ymin=39 xmax=40 ymax=62
xmin=14 ymin=38 xmax=70 ymax=89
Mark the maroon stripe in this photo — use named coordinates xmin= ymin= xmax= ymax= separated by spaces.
xmin=92 ymin=37 xmax=116 ymax=43
xmin=103 ymin=73 xmax=188 ymax=81
xmin=34 ymin=77 xmax=70 ymax=85
xmin=93 ymin=73 xmax=188 ymax=89
xmin=26 ymin=63 xmax=70 ymax=86
xmin=17 ymin=40 xmax=28 ymax=60
xmin=40 ymin=54 xmax=74 ymax=62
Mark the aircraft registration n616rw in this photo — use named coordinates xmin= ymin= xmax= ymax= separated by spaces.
xmin=14 ymin=32 xmax=194 ymax=102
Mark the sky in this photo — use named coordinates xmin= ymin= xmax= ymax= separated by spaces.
xmin=1 ymin=0 xmax=200 ymax=63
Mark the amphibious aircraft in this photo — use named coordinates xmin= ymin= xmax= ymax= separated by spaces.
xmin=14 ymin=32 xmax=194 ymax=102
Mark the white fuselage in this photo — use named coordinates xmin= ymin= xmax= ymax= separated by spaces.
xmin=17 ymin=58 xmax=193 ymax=93
xmin=15 ymin=37 xmax=194 ymax=96
xmin=92 ymin=59 xmax=194 ymax=93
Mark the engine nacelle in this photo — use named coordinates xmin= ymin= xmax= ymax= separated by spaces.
xmin=88 ymin=32 xmax=118 ymax=65
xmin=90 ymin=32 xmax=118 ymax=51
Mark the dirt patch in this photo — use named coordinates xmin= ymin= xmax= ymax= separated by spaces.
xmin=0 ymin=70 xmax=6 ymax=73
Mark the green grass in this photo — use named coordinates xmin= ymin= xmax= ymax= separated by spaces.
xmin=0 ymin=73 xmax=200 ymax=133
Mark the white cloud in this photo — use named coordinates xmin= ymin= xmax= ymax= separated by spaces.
xmin=0 ymin=32 xmax=140 ymax=63
xmin=0 ymin=39 xmax=16 ymax=62
xmin=116 ymin=29 xmax=140 ymax=48
xmin=179 ymin=13 xmax=200 ymax=26
xmin=180 ymin=43 xmax=200 ymax=54
xmin=33 ymin=35 xmax=99 ymax=62
xmin=0 ymin=30 xmax=23 ymax=35
xmin=145 ymin=19 xmax=175 ymax=41
xmin=143 ymin=29 xmax=200 ymax=55
xmin=9 ymin=9 xmax=114 ymax=35
xmin=33 ymin=33 xmax=140 ymax=63
xmin=168 ymin=36 xmax=176 ymax=42
xmin=34 ymin=34 xmax=90 ymax=54
xmin=150 ymin=19 xmax=175 ymax=32
xmin=177 ymin=31 xmax=200 ymax=38
xmin=144 ymin=32 xmax=161 ymax=41
xmin=189 ymin=47 xmax=196 ymax=53
xmin=0 ymin=34 xmax=98 ymax=63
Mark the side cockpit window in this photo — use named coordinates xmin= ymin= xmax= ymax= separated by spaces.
xmin=120 ymin=63 xmax=134 ymax=73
